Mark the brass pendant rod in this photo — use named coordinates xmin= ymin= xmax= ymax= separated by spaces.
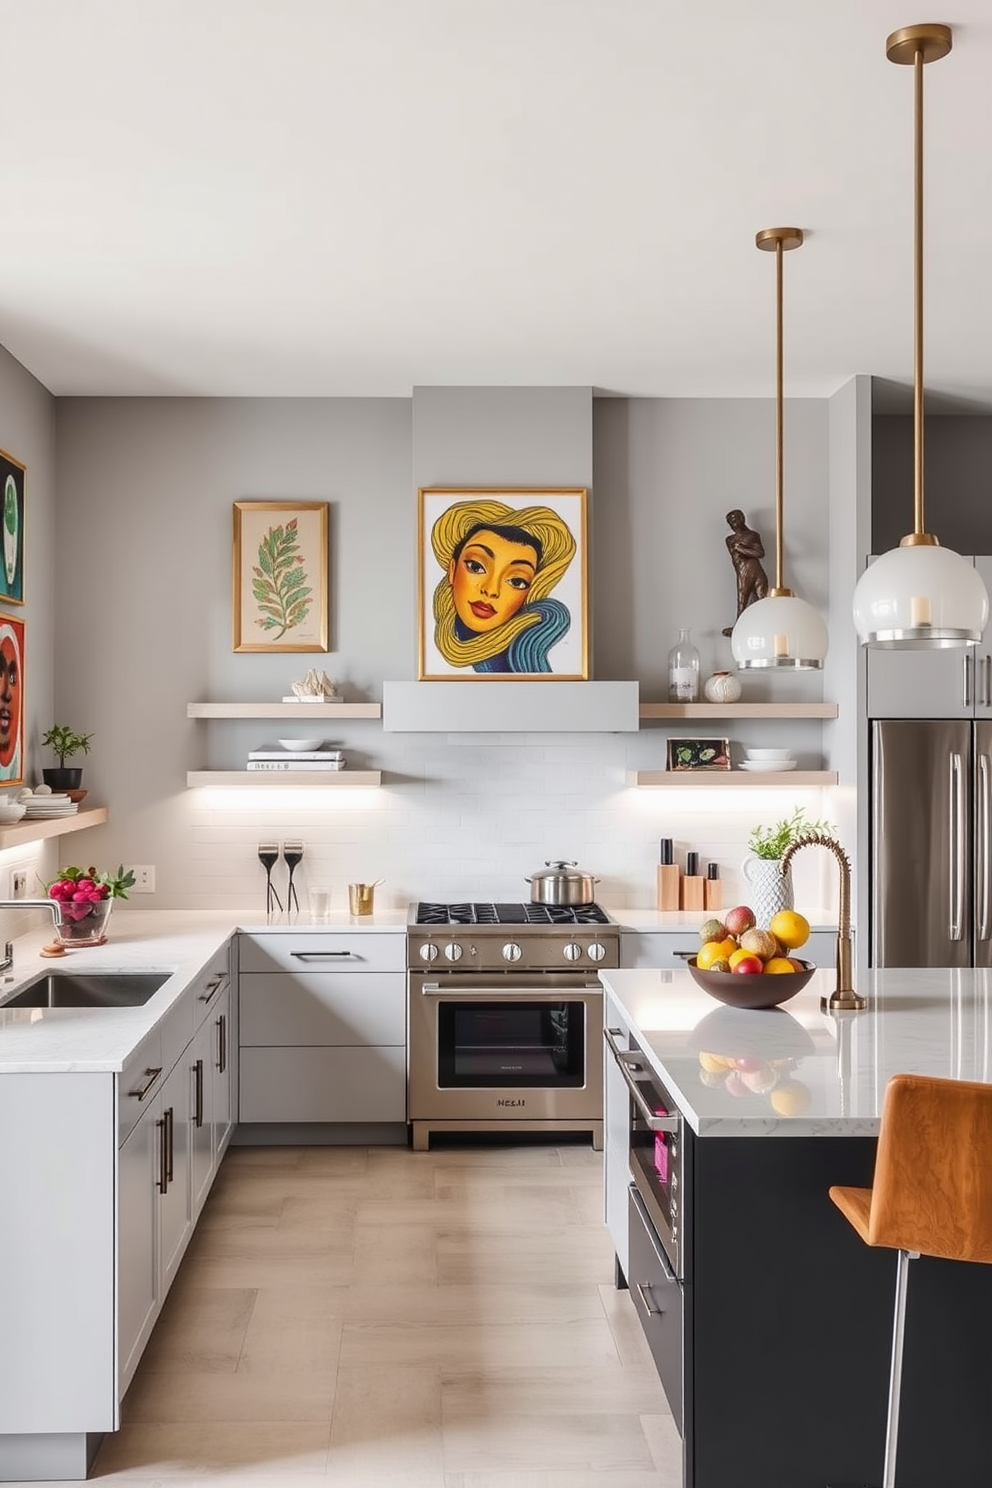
xmin=913 ymin=43 xmax=926 ymax=536
xmin=775 ymin=237 xmax=785 ymax=591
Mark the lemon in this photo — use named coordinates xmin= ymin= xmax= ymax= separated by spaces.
xmin=696 ymin=941 xmax=725 ymax=971
xmin=728 ymin=946 xmax=752 ymax=970
xmin=698 ymin=1051 xmax=731 ymax=1073
xmin=763 ymin=956 xmax=800 ymax=975
xmin=769 ymin=1080 xmax=811 ymax=1116
xmin=769 ymin=909 xmax=810 ymax=950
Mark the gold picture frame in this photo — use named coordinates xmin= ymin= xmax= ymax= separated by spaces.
xmin=418 ymin=487 xmax=589 ymax=680
xmin=233 ymin=501 xmax=328 ymax=653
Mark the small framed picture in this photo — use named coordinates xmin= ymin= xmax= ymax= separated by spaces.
xmin=666 ymin=737 xmax=731 ymax=771
xmin=0 ymin=449 xmax=25 ymax=606
xmin=0 ymin=614 xmax=25 ymax=785
xmin=232 ymin=501 xmax=329 ymax=653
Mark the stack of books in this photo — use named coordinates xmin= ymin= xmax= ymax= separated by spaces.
xmin=247 ymin=748 xmax=346 ymax=772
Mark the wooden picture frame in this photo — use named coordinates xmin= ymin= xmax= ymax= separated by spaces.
xmin=233 ymin=501 xmax=328 ymax=653
xmin=667 ymin=737 xmax=731 ymax=771
xmin=0 ymin=614 xmax=25 ymax=786
xmin=0 ymin=449 xmax=25 ymax=607
xmin=418 ymin=487 xmax=588 ymax=680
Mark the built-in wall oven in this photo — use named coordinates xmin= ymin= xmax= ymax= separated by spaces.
xmin=407 ymin=901 xmax=619 ymax=1151
xmin=605 ymin=1030 xmax=687 ymax=1438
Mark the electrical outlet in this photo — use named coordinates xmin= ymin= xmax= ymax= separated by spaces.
xmin=9 ymin=867 xmax=27 ymax=900
xmin=131 ymin=866 xmax=156 ymax=894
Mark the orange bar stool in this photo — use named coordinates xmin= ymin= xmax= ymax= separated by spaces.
xmin=829 ymin=1072 xmax=992 ymax=1488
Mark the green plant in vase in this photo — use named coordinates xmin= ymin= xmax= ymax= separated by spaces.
xmin=743 ymin=808 xmax=835 ymax=929
xmin=40 ymin=725 xmax=93 ymax=793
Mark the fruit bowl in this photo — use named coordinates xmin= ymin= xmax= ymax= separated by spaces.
xmin=686 ymin=957 xmax=816 ymax=1009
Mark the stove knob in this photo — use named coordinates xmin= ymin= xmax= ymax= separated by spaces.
xmin=444 ymin=942 xmax=464 ymax=963
xmin=563 ymin=941 xmax=583 ymax=962
xmin=418 ymin=943 xmax=439 ymax=964
xmin=587 ymin=942 xmax=607 ymax=963
xmin=502 ymin=942 xmax=523 ymax=963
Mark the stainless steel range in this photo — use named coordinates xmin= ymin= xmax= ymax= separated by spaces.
xmin=407 ymin=901 xmax=619 ymax=1151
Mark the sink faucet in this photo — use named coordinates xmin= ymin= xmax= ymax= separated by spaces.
xmin=778 ymin=833 xmax=866 ymax=1013
xmin=0 ymin=900 xmax=63 ymax=974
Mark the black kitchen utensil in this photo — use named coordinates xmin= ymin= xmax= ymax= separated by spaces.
xmin=282 ymin=841 xmax=303 ymax=912
xmin=257 ymin=842 xmax=283 ymax=914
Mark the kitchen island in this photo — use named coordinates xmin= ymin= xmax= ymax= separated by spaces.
xmin=600 ymin=966 xmax=992 ymax=1488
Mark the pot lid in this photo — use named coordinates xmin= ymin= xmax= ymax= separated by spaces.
xmin=528 ymin=859 xmax=594 ymax=882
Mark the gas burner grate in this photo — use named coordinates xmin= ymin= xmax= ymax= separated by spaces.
xmin=414 ymin=900 xmax=610 ymax=927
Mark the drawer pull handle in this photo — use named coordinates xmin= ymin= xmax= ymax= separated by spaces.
xmin=217 ymin=1013 xmax=227 ymax=1075
xmin=129 ymin=1067 xmax=163 ymax=1101
xmin=635 ymin=1281 xmax=665 ymax=1317
xmin=199 ymin=975 xmax=225 ymax=1004
xmin=290 ymin=951 xmax=361 ymax=961
xmin=193 ymin=1058 xmax=204 ymax=1128
xmin=157 ymin=1114 xmax=168 ymax=1194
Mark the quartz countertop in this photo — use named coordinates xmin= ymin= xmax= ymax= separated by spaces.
xmin=600 ymin=965 xmax=992 ymax=1138
xmin=0 ymin=907 xmax=408 ymax=1074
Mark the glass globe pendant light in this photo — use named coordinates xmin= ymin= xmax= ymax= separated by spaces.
xmin=731 ymin=227 xmax=828 ymax=670
xmin=852 ymin=24 xmax=988 ymax=648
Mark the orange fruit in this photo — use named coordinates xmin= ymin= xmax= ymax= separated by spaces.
xmin=768 ymin=909 xmax=810 ymax=950
xmin=763 ymin=956 xmax=800 ymax=975
xmin=728 ymin=946 xmax=752 ymax=970
xmin=696 ymin=941 xmax=727 ymax=971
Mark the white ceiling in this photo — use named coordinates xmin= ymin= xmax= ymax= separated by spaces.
xmin=2 ymin=0 xmax=992 ymax=401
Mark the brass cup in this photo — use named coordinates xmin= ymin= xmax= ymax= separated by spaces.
xmin=348 ymin=883 xmax=376 ymax=916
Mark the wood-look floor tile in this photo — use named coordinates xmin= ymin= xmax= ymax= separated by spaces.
xmin=441 ymin=1363 xmax=667 ymax=1418
xmin=441 ymin=1410 xmax=657 ymax=1474
xmin=91 ymin=1420 xmax=330 ymax=1477
xmin=640 ymin=1413 xmax=684 ymax=1486
xmin=122 ymin=1365 xmax=336 ymax=1424
xmin=327 ymin=1364 xmax=444 ymax=1476
xmin=354 ymin=1194 xmax=576 ymax=1231
xmin=338 ymin=1316 xmax=620 ymax=1371
xmin=444 ymin=1473 xmax=667 ymax=1488
xmin=297 ymin=1145 xmax=370 ymax=1174
xmin=138 ymin=1287 xmax=256 ymax=1376
xmin=237 ymin=1310 xmax=343 ymax=1378
xmin=436 ymin=1229 xmax=613 ymax=1287
xmin=278 ymin=1194 xmax=362 ymax=1230
xmin=351 ymin=1225 xmax=438 ymax=1286
xmin=596 ymin=1282 xmax=660 ymax=1370
xmin=184 ymin=1225 xmax=354 ymax=1264
xmin=223 ymin=1147 xmax=306 ymax=1169
xmin=334 ymin=1281 xmax=604 ymax=1328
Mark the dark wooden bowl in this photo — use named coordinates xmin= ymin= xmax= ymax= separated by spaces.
xmin=686 ymin=957 xmax=816 ymax=1010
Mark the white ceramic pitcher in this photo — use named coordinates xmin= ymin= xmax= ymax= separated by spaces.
xmin=741 ymin=856 xmax=794 ymax=929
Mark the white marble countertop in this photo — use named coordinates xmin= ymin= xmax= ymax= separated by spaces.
xmin=0 ymin=907 xmax=408 ymax=1074
xmin=600 ymin=965 xmax=992 ymax=1138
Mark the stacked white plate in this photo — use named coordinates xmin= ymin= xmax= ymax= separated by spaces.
xmin=740 ymin=748 xmax=796 ymax=773
xmin=22 ymin=793 xmax=79 ymax=818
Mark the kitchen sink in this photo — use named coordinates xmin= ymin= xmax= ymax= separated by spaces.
xmin=1 ymin=972 xmax=171 ymax=1009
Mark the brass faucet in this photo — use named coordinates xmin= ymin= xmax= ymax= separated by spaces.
xmin=779 ymin=833 xmax=866 ymax=1013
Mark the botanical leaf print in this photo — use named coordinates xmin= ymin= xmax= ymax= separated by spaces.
xmin=251 ymin=520 xmax=313 ymax=638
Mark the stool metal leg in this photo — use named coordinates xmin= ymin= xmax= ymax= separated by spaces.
xmin=882 ymin=1248 xmax=918 ymax=1488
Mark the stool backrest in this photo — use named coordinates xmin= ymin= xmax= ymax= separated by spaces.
xmin=870 ymin=1072 xmax=992 ymax=1263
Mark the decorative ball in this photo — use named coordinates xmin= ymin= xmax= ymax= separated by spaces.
xmin=703 ymin=670 xmax=743 ymax=704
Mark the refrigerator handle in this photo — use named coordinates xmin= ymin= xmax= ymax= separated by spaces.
xmin=964 ymin=653 xmax=974 ymax=710
xmin=979 ymin=754 xmax=992 ymax=942
xmin=950 ymin=753 xmax=966 ymax=942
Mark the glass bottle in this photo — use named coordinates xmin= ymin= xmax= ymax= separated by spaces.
xmin=667 ymin=627 xmax=700 ymax=703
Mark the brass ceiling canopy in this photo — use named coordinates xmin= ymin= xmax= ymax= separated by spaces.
xmin=885 ymin=22 xmax=951 ymax=65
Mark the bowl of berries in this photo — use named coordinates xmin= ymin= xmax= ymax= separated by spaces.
xmin=687 ymin=906 xmax=816 ymax=1009
xmin=47 ymin=863 xmax=136 ymax=946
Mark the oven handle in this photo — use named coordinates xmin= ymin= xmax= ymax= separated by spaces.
xmin=419 ymin=981 xmax=602 ymax=997
xmin=604 ymin=1028 xmax=680 ymax=1133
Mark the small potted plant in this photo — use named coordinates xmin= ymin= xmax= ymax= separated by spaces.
xmin=743 ymin=807 xmax=835 ymax=927
xmin=41 ymin=725 xmax=93 ymax=792
xmin=47 ymin=863 xmax=135 ymax=946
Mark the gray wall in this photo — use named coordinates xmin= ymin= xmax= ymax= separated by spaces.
xmin=872 ymin=414 xmax=992 ymax=555
xmin=50 ymin=389 xmax=835 ymax=914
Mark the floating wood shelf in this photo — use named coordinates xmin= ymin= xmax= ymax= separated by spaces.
xmin=0 ymin=806 xmax=109 ymax=850
xmin=186 ymin=771 xmax=382 ymax=788
xmin=638 ymin=703 xmax=838 ymax=720
xmin=625 ymin=770 xmax=837 ymax=788
xmin=187 ymin=702 xmax=381 ymax=719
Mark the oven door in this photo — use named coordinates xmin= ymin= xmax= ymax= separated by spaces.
xmin=408 ymin=974 xmax=603 ymax=1121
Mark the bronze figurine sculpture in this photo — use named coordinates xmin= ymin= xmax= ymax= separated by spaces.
xmin=721 ymin=509 xmax=770 ymax=637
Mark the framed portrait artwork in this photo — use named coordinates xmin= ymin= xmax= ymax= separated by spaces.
xmin=418 ymin=487 xmax=589 ymax=680
xmin=0 ymin=449 xmax=25 ymax=606
xmin=0 ymin=615 xmax=24 ymax=785
xmin=233 ymin=501 xmax=329 ymax=653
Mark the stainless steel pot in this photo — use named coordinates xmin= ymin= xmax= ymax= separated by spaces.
xmin=526 ymin=859 xmax=600 ymax=906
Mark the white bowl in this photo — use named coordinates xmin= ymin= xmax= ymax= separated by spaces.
xmin=277 ymin=738 xmax=324 ymax=752
xmin=0 ymin=803 xmax=27 ymax=823
xmin=743 ymin=748 xmax=795 ymax=762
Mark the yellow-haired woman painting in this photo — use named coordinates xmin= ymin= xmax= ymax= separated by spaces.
xmin=430 ymin=499 xmax=578 ymax=673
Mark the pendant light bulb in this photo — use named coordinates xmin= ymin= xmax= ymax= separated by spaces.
xmin=732 ymin=227 xmax=827 ymax=671
xmin=853 ymin=23 xmax=989 ymax=649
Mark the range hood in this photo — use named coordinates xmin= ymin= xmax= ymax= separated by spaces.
xmin=382 ymin=680 xmax=639 ymax=733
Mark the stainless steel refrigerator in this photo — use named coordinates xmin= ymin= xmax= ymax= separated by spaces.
xmin=873 ymin=719 xmax=992 ymax=967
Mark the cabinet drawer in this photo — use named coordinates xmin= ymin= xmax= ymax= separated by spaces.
xmin=239 ymin=1045 xmax=406 ymax=1122
xmin=240 ymin=972 xmax=405 ymax=1046
xmin=239 ymin=932 xmax=404 ymax=975
xmin=118 ymin=1027 xmax=164 ymax=1145
xmin=629 ymin=1184 xmax=683 ymax=1432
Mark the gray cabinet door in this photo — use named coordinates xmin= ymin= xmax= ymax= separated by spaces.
xmin=212 ymin=982 xmax=235 ymax=1157
xmin=158 ymin=1059 xmax=192 ymax=1295
xmin=189 ymin=1018 xmax=214 ymax=1219
xmin=118 ymin=1098 xmax=160 ymax=1397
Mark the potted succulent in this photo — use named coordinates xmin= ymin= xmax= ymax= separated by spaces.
xmin=743 ymin=807 xmax=835 ymax=928
xmin=41 ymin=725 xmax=93 ymax=792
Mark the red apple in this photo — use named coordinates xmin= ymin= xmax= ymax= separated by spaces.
xmin=731 ymin=954 xmax=763 ymax=975
xmin=724 ymin=904 xmax=756 ymax=937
